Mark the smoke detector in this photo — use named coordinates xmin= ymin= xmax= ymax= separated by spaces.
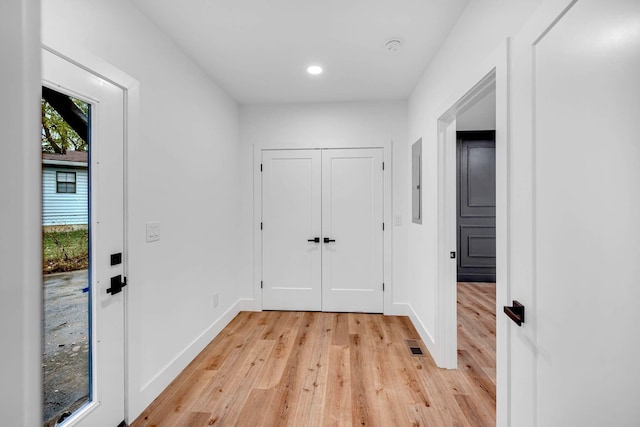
xmin=385 ymin=39 xmax=402 ymax=52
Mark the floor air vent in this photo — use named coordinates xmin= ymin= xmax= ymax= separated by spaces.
xmin=406 ymin=339 xmax=424 ymax=356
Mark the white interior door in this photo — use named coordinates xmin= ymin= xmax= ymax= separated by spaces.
xmin=321 ymin=149 xmax=384 ymax=313
xmin=43 ymin=49 xmax=126 ymax=427
xmin=262 ymin=150 xmax=322 ymax=311
xmin=508 ymin=1 xmax=640 ymax=425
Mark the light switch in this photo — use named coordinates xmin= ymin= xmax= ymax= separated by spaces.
xmin=146 ymin=222 xmax=160 ymax=242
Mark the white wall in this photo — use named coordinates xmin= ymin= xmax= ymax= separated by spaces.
xmin=0 ymin=0 xmax=42 ymax=425
xmin=42 ymin=0 xmax=243 ymax=421
xmin=407 ymin=0 xmax=540 ymax=360
xmin=457 ymin=88 xmax=496 ymax=131
xmin=239 ymin=101 xmax=409 ymax=310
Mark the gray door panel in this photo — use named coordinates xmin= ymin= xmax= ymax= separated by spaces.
xmin=457 ymin=131 xmax=496 ymax=282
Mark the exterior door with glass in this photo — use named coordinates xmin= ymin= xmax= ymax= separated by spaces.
xmin=42 ymin=48 xmax=125 ymax=427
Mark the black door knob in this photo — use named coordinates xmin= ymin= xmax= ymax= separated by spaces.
xmin=307 ymin=237 xmax=320 ymax=243
xmin=323 ymin=237 xmax=336 ymax=243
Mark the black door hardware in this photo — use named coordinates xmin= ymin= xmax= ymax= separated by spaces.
xmin=450 ymin=251 xmax=456 ymax=259
xmin=323 ymin=237 xmax=336 ymax=243
xmin=504 ymin=301 xmax=525 ymax=326
xmin=307 ymin=237 xmax=320 ymax=243
xmin=107 ymin=275 xmax=127 ymax=295
xmin=110 ymin=252 xmax=122 ymax=266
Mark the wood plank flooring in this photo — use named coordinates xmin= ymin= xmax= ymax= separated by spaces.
xmin=131 ymin=283 xmax=496 ymax=426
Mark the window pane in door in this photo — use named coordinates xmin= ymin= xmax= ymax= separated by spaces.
xmin=41 ymin=88 xmax=92 ymax=426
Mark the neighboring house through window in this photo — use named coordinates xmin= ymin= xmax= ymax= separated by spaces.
xmin=56 ymin=171 xmax=77 ymax=193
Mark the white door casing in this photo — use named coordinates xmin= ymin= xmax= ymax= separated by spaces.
xmin=321 ymin=149 xmax=384 ymax=313
xmin=507 ymin=0 xmax=640 ymax=425
xmin=42 ymin=49 xmax=126 ymax=427
xmin=261 ymin=150 xmax=322 ymax=311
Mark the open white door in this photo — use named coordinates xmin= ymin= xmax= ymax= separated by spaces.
xmin=261 ymin=150 xmax=322 ymax=311
xmin=507 ymin=0 xmax=640 ymax=425
xmin=321 ymin=149 xmax=384 ymax=313
xmin=42 ymin=49 xmax=126 ymax=427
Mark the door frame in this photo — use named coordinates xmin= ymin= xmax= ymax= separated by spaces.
xmin=253 ymin=141 xmax=392 ymax=314
xmin=436 ymin=69 xmax=497 ymax=370
xmin=435 ymin=45 xmax=510 ymax=425
xmin=41 ymin=43 xmax=140 ymax=423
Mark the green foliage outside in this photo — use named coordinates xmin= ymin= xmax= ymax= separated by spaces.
xmin=41 ymin=92 xmax=90 ymax=274
xmin=43 ymin=230 xmax=89 ymax=274
xmin=41 ymin=98 xmax=89 ymax=154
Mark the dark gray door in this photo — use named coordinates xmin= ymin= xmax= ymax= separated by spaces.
xmin=457 ymin=131 xmax=496 ymax=282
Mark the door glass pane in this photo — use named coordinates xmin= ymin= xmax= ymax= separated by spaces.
xmin=42 ymin=87 xmax=92 ymax=426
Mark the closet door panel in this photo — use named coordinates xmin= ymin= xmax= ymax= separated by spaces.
xmin=321 ymin=149 xmax=384 ymax=313
xmin=262 ymin=150 xmax=322 ymax=311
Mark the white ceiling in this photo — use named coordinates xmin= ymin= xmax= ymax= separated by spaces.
xmin=129 ymin=0 xmax=470 ymax=104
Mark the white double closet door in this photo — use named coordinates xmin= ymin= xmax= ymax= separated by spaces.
xmin=262 ymin=148 xmax=384 ymax=313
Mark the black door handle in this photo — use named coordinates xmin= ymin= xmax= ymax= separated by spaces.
xmin=504 ymin=301 xmax=525 ymax=326
xmin=323 ymin=237 xmax=336 ymax=243
xmin=307 ymin=237 xmax=320 ymax=243
xmin=107 ymin=275 xmax=127 ymax=295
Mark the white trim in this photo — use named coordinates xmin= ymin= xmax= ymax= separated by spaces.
xmin=253 ymin=141 xmax=393 ymax=314
xmin=393 ymin=303 xmax=437 ymax=355
xmin=137 ymin=298 xmax=254 ymax=401
xmin=436 ymin=118 xmax=459 ymax=369
xmin=495 ymin=39 xmax=511 ymax=427
xmin=41 ymin=44 xmax=140 ymax=92
xmin=252 ymin=145 xmax=263 ymax=311
xmin=57 ymin=401 xmax=100 ymax=427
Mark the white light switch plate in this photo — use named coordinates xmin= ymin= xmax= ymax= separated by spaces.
xmin=146 ymin=222 xmax=160 ymax=242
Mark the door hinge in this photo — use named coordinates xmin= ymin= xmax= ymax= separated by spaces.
xmin=450 ymin=251 xmax=456 ymax=259
xmin=260 ymin=222 xmax=263 ymax=230
xmin=382 ymin=222 xmax=385 ymax=231
xmin=382 ymin=162 xmax=385 ymax=170
xmin=383 ymin=283 xmax=385 ymax=291
xmin=261 ymin=281 xmax=263 ymax=289
xmin=260 ymin=163 xmax=263 ymax=172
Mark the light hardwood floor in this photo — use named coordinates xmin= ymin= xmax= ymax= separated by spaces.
xmin=131 ymin=283 xmax=496 ymax=426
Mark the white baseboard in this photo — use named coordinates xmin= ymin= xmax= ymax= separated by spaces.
xmin=132 ymin=298 xmax=254 ymax=419
xmin=386 ymin=302 xmax=411 ymax=316
xmin=393 ymin=302 xmax=437 ymax=360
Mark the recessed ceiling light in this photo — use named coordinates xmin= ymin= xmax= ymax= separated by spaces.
xmin=307 ymin=65 xmax=323 ymax=75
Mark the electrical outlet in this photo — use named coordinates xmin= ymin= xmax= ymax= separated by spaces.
xmin=213 ymin=293 xmax=219 ymax=308
xmin=146 ymin=222 xmax=160 ymax=242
